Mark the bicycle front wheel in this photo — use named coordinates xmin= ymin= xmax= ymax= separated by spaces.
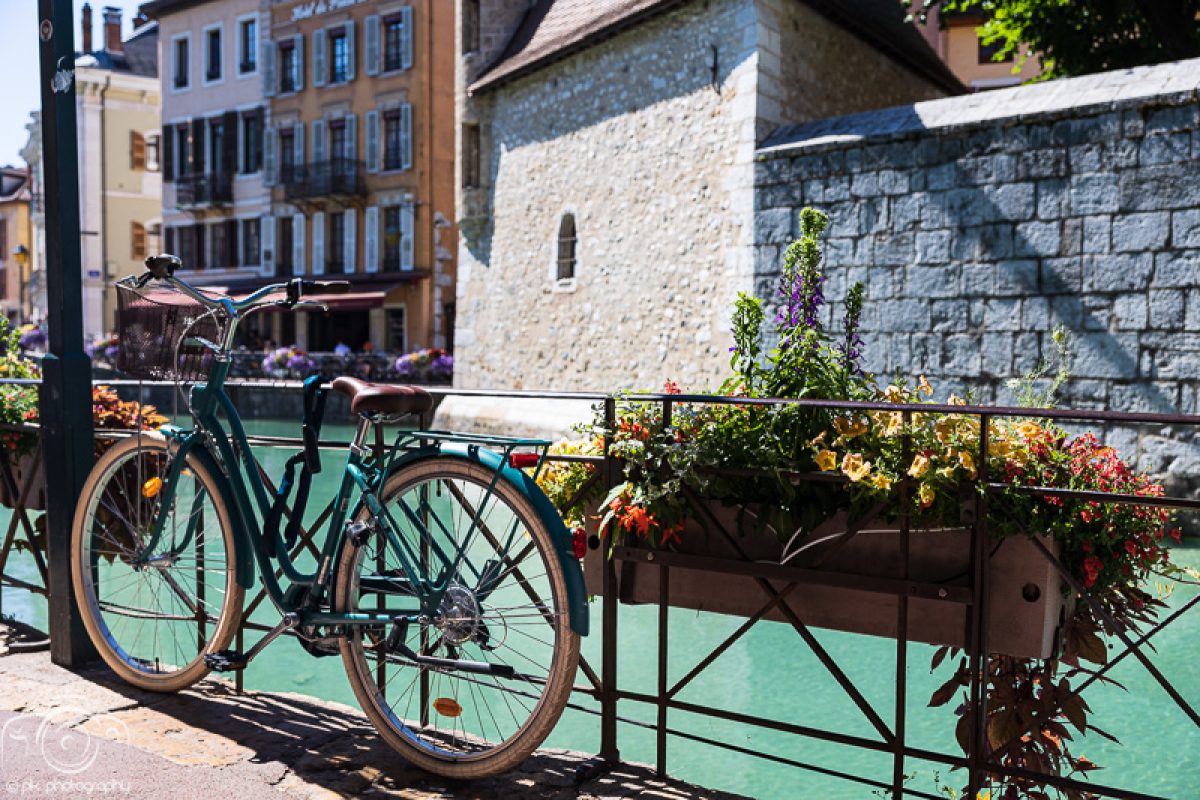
xmin=336 ymin=456 xmax=579 ymax=778
xmin=71 ymin=432 xmax=243 ymax=692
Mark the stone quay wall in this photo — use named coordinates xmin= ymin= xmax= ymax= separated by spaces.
xmin=754 ymin=60 xmax=1200 ymax=496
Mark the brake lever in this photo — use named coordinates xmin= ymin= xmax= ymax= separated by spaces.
xmin=292 ymin=300 xmax=330 ymax=313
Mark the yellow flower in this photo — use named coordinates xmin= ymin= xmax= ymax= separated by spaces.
xmin=948 ymin=394 xmax=967 ymax=406
xmin=1015 ymin=420 xmax=1042 ymax=440
xmin=959 ymin=449 xmax=977 ymax=478
xmin=883 ymin=384 xmax=906 ymax=403
xmin=810 ymin=430 xmax=828 ymax=446
xmin=815 ymin=450 xmax=838 ymax=472
xmin=917 ymin=483 xmax=936 ymax=508
xmin=869 ymin=473 xmax=894 ymax=491
xmin=883 ymin=412 xmax=903 ymax=437
xmin=918 ymin=375 xmax=934 ymax=396
xmin=833 ymin=416 xmax=869 ymax=438
xmin=934 ymin=418 xmax=956 ymax=443
xmin=841 ymin=453 xmax=872 ymax=482
xmin=991 ymin=437 xmax=1013 ymax=457
xmin=938 ymin=466 xmax=957 ymax=479
xmin=908 ymin=454 xmax=931 ymax=478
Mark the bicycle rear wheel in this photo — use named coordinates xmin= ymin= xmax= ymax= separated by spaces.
xmin=335 ymin=456 xmax=579 ymax=778
xmin=71 ymin=433 xmax=243 ymax=692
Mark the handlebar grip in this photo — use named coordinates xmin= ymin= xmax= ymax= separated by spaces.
xmin=300 ymin=280 xmax=351 ymax=295
xmin=145 ymin=254 xmax=181 ymax=279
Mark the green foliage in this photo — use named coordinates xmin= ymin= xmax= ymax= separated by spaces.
xmin=906 ymin=0 xmax=1200 ymax=79
xmin=1006 ymin=324 xmax=1071 ymax=408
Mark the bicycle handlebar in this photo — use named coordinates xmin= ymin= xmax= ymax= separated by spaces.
xmin=136 ymin=254 xmax=351 ymax=315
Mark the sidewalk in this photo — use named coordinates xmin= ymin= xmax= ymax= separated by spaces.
xmin=0 ymin=649 xmax=749 ymax=799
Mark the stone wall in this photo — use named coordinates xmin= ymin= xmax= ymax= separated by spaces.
xmin=454 ymin=0 xmax=951 ymax=393
xmin=754 ymin=59 xmax=1200 ymax=496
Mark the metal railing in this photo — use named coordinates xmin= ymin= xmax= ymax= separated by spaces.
xmin=176 ymin=172 xmax=234 ymax=206
xmin=2 ymin=379 xmax=1198 ymax=799
xmin=280 ymin=158 xmax=366 ymax=201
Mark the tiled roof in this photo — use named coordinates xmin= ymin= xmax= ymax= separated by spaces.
xmin=76 ymin=22 xmax=159 ymax=79
xmin=760 ymin=57 xmax=1200 ymax=153
xmin=0 ymin=168 xmax=31 ymax=203
xmin=469 ymin=0 xmax=963 ymax=95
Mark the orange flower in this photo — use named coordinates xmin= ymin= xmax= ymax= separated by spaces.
xmin=815 ymin=449 xmax=838 ymax=472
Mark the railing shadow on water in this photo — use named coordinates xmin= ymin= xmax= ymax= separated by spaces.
xmin=1 ymin=377 xmax=1198 ymax=799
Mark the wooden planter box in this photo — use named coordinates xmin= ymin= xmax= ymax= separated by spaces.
xmin=584 ymin=502 xmax=1070 ymax=660
xmin=0 ymin=450 xmax=46 ymax=511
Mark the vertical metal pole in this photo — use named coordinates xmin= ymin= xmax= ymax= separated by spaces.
xmin=967 ymin=413 xmax=992 ymax=795
xmin=599 ymin=396 xmax=620 ymax=764
xmin=38 ymin=0 xmax=97 ymax=666
xmin=892 ymin=411 xmax=911 ymax=798
xmin=656 ymin=563 xmax=669 ymax=776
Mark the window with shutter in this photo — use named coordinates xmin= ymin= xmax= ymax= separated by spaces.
xmin=259 ymin=214 xmax=273 ymax=275
xmin=146 ymin=133 xmax=161 ymax=172
xmin=344 ymin=207 xmax=357 ymax=273
xmin=401 ymin=104 xmax=412 ymax=170
xmin=279 ymin=40 xmax=296 ymax=92
xmin=382 ymin=205 xmax=400 ymax=272
xmin=262 ymin=37 xmax=276 ymax=96
xmin=366 ymin=110 xmax=380 ymax=173
xmin=400 ymin=203 xmax=414 ymax=270
xmin=345 ymin=114 xmax=357 ymax=163
xmin=277 ymin=216 xmax=293 ymax=276
xmin=313 ymin=119 xmax=326 ymax=165
xmin=365 ymin=15 xmax=381 ymax=75
xmin=313 ymin=28 xmax=327 ymax=87
xmin=239 ymin=16 xmax=257 ymax=74
xmin=131 ymin=131 xmax=146 ymax=171
xmin=163 ymin=127 xmax=174 ymax=180
xmin=294 ymin=34 xmax=305 ymax=91
xmin=292 ymin=213 xmax=305 ymax=276
xmin=364 ymin=205 xmax=379 ymax=273
xmin=131 ymin=222 xmax=146 ymax=259
xmin=346 ymin=22 xmax=356 ymax=81
xmin=401 ymin=6 xmax=413 ymax=69
xmin=312 ymin=211 xmax=326 ymax=275
xmin=263 ymin=124 xmax=276 ymax=184
xmin=242 ymin=218 xmax=260 ymax=267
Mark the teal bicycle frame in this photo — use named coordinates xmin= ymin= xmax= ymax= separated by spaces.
xmin=133 ymin=282 xmax=588 ymax=637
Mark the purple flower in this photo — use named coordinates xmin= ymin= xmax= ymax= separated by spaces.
xmin=104 ymin=344 xmax=120 ymax=362
xmin=430 ymin=354 xmax=454 ymax=379
xmin=394 ymin=357 xmax=415 ymax=377
xmin=19 ymin=327 xmax=47 ymax=350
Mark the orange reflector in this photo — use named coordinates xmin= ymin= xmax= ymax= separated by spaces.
xmin=142 ymin=477 xmax=163 ymax=498
xmin=508 ymin=452 xmax=540 ymax=469
xmin=432 ymin=697 xmax=462 ymax=718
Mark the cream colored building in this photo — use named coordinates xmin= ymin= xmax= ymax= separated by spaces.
xmin=0 ymin=168 xmax=32 ymax=323
xmin=74 ymin=5 xmax=163 ymax=338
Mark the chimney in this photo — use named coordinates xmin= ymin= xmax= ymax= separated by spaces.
xmin=103 ymin=6 xmax=122 ymax=54
xmin=81 ymin=3 xmax=93 ymax=53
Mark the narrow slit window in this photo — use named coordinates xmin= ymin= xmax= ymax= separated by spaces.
xmin=556 ymin=214 xmax=576 ymax=282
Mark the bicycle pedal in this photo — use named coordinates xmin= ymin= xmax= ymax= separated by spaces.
xmin=203 ymin=650 xmax=249 ymax=672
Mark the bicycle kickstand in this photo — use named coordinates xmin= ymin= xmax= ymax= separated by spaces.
xmin=204 ymin=612 xmax=300 ymax=672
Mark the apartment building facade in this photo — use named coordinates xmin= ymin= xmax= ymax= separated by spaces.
xmin=265 ymin=0 xmax=456 ymax=353
xmin=142 ymin=0 xmax=271 ymax=337
xmin=73 ymin=5 xmax=162 ymax=338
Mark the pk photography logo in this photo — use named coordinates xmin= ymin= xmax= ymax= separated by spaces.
xmin=1 ymin=700 xmax=131 ymax=792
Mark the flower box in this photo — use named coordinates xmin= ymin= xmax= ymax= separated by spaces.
xmin=583 ymin=501 xmax=1070 ymax=660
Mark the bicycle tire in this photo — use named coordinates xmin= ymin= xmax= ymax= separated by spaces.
xmin=335 ymin=456 xmax=579 ymax=778
xmin=71 ymin=432 xmax=243 ymax=692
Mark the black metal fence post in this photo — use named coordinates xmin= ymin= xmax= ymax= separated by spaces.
xmin=38 ymin=0 xmax=98 ymax=665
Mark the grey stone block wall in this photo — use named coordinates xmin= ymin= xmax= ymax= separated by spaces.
xmin=755 ymin=67 xmax=1200 ymax=424
xmin=755 ymin=61 xmax=1200 ymax=507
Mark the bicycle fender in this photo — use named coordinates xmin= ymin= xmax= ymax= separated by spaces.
xmin=364 ymin=445 xmax=589 ymax=637
xmin=163 ymin=431 xmax=257 ymax=591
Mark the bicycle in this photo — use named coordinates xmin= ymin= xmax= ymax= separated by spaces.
xmin=69 ymin=254 xmax=589 ymax=778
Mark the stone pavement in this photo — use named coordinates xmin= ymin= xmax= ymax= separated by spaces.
xmin=0 ymin=649 xmax=750 ymax=800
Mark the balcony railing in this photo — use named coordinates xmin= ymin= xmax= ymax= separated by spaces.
xmin=176 ymin=172 xmax=234 ymax=207
xmin=280 ymin=158 xmax=366 ymax=201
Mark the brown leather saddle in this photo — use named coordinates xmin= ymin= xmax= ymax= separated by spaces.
xmin=331 ymin=377 xmax=433 ymax=417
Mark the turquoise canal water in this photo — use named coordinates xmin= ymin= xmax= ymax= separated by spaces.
xmin=3 ymin=419 xmax=1198 ymax=798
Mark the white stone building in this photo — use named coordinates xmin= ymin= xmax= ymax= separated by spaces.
xmin=452 ymin=0 xmax=962 ymax=403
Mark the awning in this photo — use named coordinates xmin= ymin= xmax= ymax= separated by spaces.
xmin=305 ymin=289 xmax=386 ymax=311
